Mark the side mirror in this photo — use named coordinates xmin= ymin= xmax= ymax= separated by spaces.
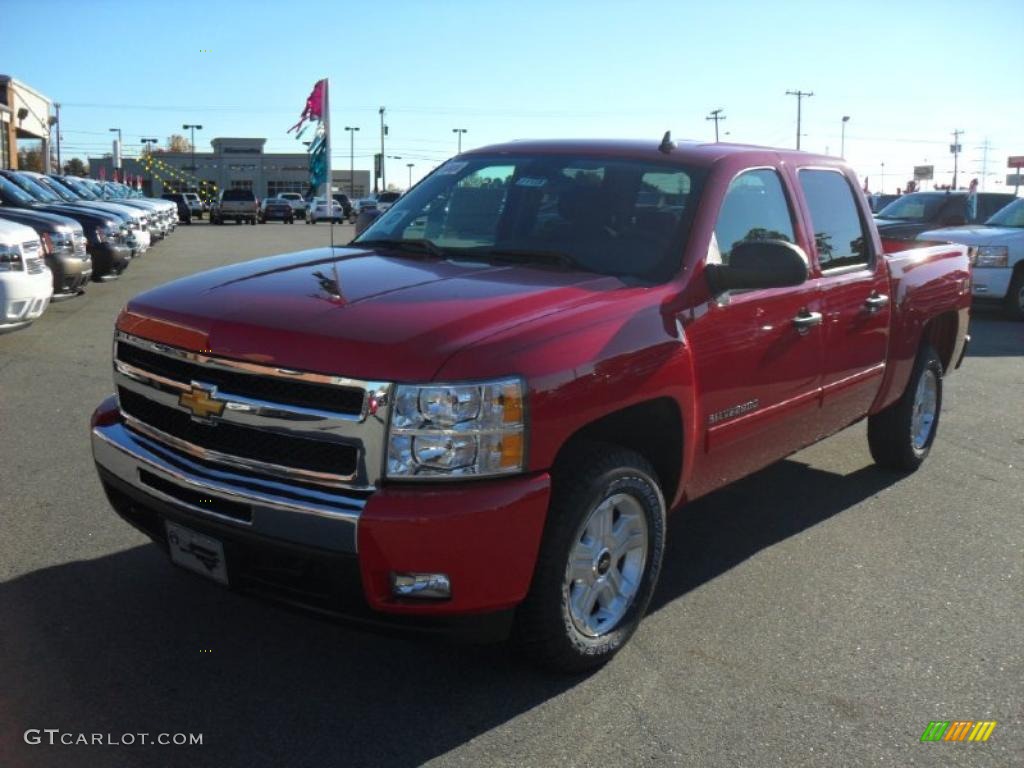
xmin=705 ymin=239 xmax=809 ymax=295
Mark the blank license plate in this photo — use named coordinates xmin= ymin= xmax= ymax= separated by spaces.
xmin=165 ymin=521 xmax=229 ymax=585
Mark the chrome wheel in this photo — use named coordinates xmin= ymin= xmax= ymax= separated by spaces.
xmin=564 ymin=493 xmax=648 ymax=638
xmin=911 ymin=368 xmax=938 ymax=450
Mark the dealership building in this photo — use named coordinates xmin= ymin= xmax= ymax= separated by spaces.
xmin=1 ymin=75 xmax=53 ymax=170
xmin=89 ymin=137 xmax=371 ymax=199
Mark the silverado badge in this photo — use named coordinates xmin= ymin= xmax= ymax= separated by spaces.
xmin=179 ymin=382 xmax=225 ymax=422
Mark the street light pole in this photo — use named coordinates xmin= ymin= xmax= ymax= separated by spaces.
xmin=785 ymin=90 xmax=813 ymax=150
xmin=452 ymin=128 xmax=468 ymax=154
xmin=183 ymin=123 xmax=203 ymax=191
xmin=344 ymin=126 xmax=359 ymax=197
xmin=378 ymin=107 xmax=387 ymax=194
xmin=141 ymin=137 xmax=158 ymax=191
xmin=407 ymin=163 xmax=415 ymax=189
xmin=109 ymin=128 xmax=122 ymax=178
xmin=841 ymin=115 xmax=850 ymax=158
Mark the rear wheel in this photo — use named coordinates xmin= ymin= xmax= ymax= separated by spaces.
xmin=514 ymin=443 xmax=665 ymax=672
xmin=1004 ymin=269 xmax=1024 ymax=321
xmin=868 ymin=343 xmax=943 ymax=471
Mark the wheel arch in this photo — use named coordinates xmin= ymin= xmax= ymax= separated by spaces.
xmin=551 ymin=397 xmax=683 ymax=509
xmin=921 ymin=311 xmax=960 ymax=373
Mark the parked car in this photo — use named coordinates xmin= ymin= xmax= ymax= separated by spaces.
xmin=0 ymin=172 xmax=131 ymax=280
xmin=874 ymin=190 xmax=1016 ymax=241
xmin=161 ymin=194 xmax=193 ymax=224
xmin=277 ymin=192 xmax=308 ymax=219
xmin=0 ymin=203 xmax=92 ymax=298
xmin=375 ymin=191 xmax=401 ymax=211
xmin=258 ymin=196 xmax=295 ymax=224
xmin=331 ymin=193 xmax=354 ymax=220
xmin=0 ymin=218 xmax=52 ymax=332
xmin=307 ymin=197 xmax=344 ymax=224
xmin=183 ymin=193 xmax=204 ymax=219
xmin=919 ymin=196 xmax=1024 ymax=319
xmin=90 ymin=139 xmax=970 ymax=672
xmin=212 ymin=189 xmax=259 ymax=225
xmin=353 ymin=197 xmax=379 ymax=217
xmin=868 ymin=193 xmax=899 ymax=213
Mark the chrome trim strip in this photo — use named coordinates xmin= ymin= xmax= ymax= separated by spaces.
xmin=92 ymin=421 xmax=361 ymax=552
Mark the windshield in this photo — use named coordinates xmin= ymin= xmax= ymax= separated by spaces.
xmin=355 ymin=154 xmax=705 ymax=282
xmin=62 ymin=176 xmax=100 ymax=199
xmin=985 ymin=198 xmax=1024 ymax=228
xmin=4 ymin=173 xmax=61 ymax=203
xmin=0 ymin=175 xmax=39 ymax=205
xmin=876 ymin=193 xmax=951 ymax=222
xmin=36 ymin=177 xmax=78 ymax=202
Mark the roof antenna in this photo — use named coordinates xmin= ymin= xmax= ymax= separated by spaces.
xmin=659 ymin=130 xmax=676 ymax=154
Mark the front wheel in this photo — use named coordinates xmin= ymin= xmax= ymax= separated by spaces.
xmin=514 ymin=444 xmax=666 ymax=672
xmin=868 ymin=343 xmax=943 ymax=471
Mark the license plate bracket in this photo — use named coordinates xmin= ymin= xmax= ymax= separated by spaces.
xmin=165 ymin=520 xmax=229 ymax=585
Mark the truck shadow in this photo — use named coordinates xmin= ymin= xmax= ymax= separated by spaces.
xmin=0 ymin=458 xmax=898 ymax=768
xmin=650 ymin=459 xmax=899 ymax=615
xmin=964 ymin=307 xmax=1024 ymax=357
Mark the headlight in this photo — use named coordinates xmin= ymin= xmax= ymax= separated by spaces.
xmin=0 ymin=243 xmax=23 ymax=272
xmin=387 ymin=378 xmax=526 ymax=479
xmin=94 ymin=223 xmax=120 ymax=243
xmin=975 ymin=246 xmax=1008 ymax=268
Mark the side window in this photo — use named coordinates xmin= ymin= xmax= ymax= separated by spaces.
xmin=713 ymin=169 xmax=795 ymax=265
xmin=798 ymin=169 xmax=870 ymax=270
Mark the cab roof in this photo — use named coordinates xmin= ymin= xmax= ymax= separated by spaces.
xmin=463 ymin=138 xmax=840 ymax=169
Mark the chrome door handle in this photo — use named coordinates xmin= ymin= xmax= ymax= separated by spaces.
xmin=792 ymin=310 xmax=823 ymax=334
xmin=864 ymin=293 xmax=890 ymax=312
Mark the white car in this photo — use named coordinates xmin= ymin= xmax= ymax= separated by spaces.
xmin=919 ymin=197 xmax=1024 ymax=319
xmin=307 ymin=197 xmax=344 ymax=224
xmin=0 ymin=219 xmax=53 ymax=333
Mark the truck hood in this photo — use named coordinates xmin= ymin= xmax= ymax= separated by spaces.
xmin=119 ymin=246 xmax=622 ymax=381
xmin=917 ymin=225 xmax=1023 ymax=247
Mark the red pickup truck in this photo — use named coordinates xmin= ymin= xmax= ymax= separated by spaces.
xmin=91 ymin=138 xmax=970 ymax=671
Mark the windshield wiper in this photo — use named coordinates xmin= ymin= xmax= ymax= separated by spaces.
xmin=461 ymin=247 xmax=586 ymax=271
xmin=354 ymin=238 xmax=447 ymax=258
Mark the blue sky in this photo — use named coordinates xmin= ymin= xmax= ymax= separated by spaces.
xmin=7 ymin=0 xmax=1023 ymax=191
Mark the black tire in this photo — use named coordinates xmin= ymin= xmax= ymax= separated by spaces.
xmin=1004 ymin=269 xmax=1024 ymax=321
xmin=868 ymin=343 xmax=943 ymax=471
xmin=514 ymin=443 xmax=666 ymax=672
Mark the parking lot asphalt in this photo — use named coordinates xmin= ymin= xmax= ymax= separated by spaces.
xmin=1 ymin=222 xmax=1021 ymax=768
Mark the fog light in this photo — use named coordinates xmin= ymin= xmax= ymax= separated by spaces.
xmin=390 ymin=572 xmax=451 ymax=599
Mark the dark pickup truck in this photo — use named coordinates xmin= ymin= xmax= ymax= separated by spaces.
xmin=91 ymin=137 xmax=970 ymax=671
xmin=875 ymin=190 xmax=1015 ymax=241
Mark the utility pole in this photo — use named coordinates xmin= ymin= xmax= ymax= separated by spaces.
xmin=407 ymin=162 xmax=415 ymax=189
xmin=54 ymin=103 xmax=61 ymax=171
xmin=705 ymin=109 xmax=725 ymax=142
xmin=452 ymin=128 xmax=468 ymax=153
xmin=344 ymin=126 xmax=359 ymax=197
xmin=785 ymin=90 xmax=813 ymax=150
xmin=979 ymin=138 xmax=991 ymax=191
xmin=182 ymin=123 xmax=203 ymax=191
xmin=378 ymin=107 xmax=387 ymax=194
xmin=951 ymin=129 xmax=964 ymax=189
xmin=841 ymin=115 xmax=850 ymax=158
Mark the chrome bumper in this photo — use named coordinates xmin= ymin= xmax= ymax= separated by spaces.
xmin=92 ymin=420 xmax=364 ymax=553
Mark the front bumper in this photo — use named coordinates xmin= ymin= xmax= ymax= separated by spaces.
xmin=971 ymin=266 xmax=1011 ymax=300
xmin=0 ymin=267 xmax=53 ymax=330
xmin=88 ymin=242 xmax=131 ymax=279
xmin=46 ymin=249 xmax=93 ymax=298
xmin=91 ymin=399 xmax=550 ymax=631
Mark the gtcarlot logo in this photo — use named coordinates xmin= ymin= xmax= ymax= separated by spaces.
xmin=24 ymin=729 xmax=203 ymax=747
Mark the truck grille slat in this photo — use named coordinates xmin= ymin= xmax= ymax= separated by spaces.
xmin=116 ymin=341 xmax=364 ymax=415
xmin=118 ymin=387 xmax=358 ymax=477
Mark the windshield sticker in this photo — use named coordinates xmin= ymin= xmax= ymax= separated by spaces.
xmin=515 ymin=177 xmax=547 ymax=188
xmin=437 ymin=161 xmax=468 ymax=175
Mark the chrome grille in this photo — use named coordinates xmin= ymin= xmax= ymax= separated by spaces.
xmin=113 ymin=332 xmax=390 ymax=491
xmin=23 ymin=241 xmax=46 ymax=274
xmin=72 ymin=231 xmax=87 ymax=256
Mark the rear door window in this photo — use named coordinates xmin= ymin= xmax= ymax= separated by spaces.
xmin=797 ymin=169 xmax=871 ymax=270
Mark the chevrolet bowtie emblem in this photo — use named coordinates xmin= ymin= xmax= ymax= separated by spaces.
xmin=179 ymin=382 xmax=225 ymax=422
